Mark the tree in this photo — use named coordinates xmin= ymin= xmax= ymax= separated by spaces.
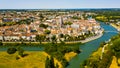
xmin=46 ymin=37 xmax=50 ymax=42
xmin=59 ymin=39 xmax=65 ymax=45
xmin=17 ymin=19 xmax=31 ymax=25
xmin=39 ymin=14 xmax=44 ymax=21
xmin=35 ymin=35 xmax=39 ymax=41
xmin=112 ymin=38 xmax=120 ymax=58
xmin=35 ymin=34 xmax=46 ymax=44
xmin=44 ymin=30 xmax=51 ymax=35
xmin=64 ymin=21 xmax=72 ymax=25
xmin=59 ymin=34 xmax=64 ymax=38
xmin=61 ymin=58 xmax=69 ymax=68
xmin=50 ymin=57 xmax=55 ymax=68
xmin=51 ymin=35 xmax=57 ymax=44
xmin=35 ymin=35 xmax=40 ymax=42
xmin=45 ymin=56 xmax=55 ymax=68
xmin=64 ymin=34 xmax=69 ymax=41
xmin=7 ymin=47 xmax=17 ymax=54
xmin=39 ymin=23 xmax=48 ymax=29
xmin=45 ymin=57 xmax=50 ymax=68
xmin=0 ymin=41 xmax=3 ymax=46
xmin=17 ymin=47 xmax=24 ymax=57
xmin=55 ymin=63 xmax=59 ymax=68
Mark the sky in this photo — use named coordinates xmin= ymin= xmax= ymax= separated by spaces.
xmin=0 ymin=0 xmax=120 ymax=9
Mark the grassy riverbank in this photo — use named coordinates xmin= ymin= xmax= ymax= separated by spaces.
xmin=110 ymin=23 xmax=120 ymax=31
xmin=81 ymin=34 xmax=120 ymax=68
xmin=64 ymin=52 xmax=77 ymax=61
xmin=81 ymin=43 xmax=114 ymax=68
xmin=0 ymin=51 xmax=46 ymax=68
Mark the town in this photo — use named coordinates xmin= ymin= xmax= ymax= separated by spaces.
xmin=0 ymin=10 xmax=103 ymax=42
xmin=0 ymin=0 xmax=120 ymax=68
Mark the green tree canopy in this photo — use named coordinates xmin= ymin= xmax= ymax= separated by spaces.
xmin=44 ymin=29 xmax=51 ymax=35
xmin=7 ymin=47 xmax=17 ymax=54
xmin=39 ymin=23 xmax=48 ymax=29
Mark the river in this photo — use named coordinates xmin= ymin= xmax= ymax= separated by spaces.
xmin=67 ymin=22 xmax=118 ymax=68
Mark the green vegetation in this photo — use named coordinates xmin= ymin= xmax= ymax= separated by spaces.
xmin=7 ymin=46 xmax=25 ymax=58
xmin=44 ymin=29 xmax=51 ymax=35
xmin=72 ymin=16 xmax=81 ymax=20
xmin=17 ymin=47 xmax=25 ymax=57
xmin=0 ymin=51 xmax=47 ymax=68
xmin=35 ymin=34 xmax=46 ymax=44
xmin=39 ymin=23 xmax=49 ymax=29
xmin=94 ymin=11 xmax=120 ymax=23
xmin=64 ymin=21 xmax=72 ymax=25
xmin=7 ymin=47 xmax=17 ymax=54
xmin=45 ymin=56 xmax=56 ymax=68
xmin=51 ymin=35 xmax=57 ymax=44
xmin=81 ymin=43 xmax=113 ymax=68
xmin=44 ymin=43 xmax=81 ymax=68
xmin=39 ymin=14 xmax=45 ymax=21
xmin=17 ymin=19 xmax=32 ymax=25
xmin=81 ymin=34 xmax=120 ymax=68
xmin=0 ymin=40 xmax=81 ymax=68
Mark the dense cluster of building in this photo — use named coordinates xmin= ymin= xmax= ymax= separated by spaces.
xmin=0 ymin=10 xmax=103 ymax=42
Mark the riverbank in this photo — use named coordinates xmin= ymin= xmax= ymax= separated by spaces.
xmin=81 ymin=43 xmax=113 ymax=68
xmin=64 ymin=33 xmax=103 ymax=44
xmin=1 ymin=33 xmax=103 ymax=45
xmin=67 ymin=22 xmax=118 ymax=68
xmin=80 ymin=33 xmax=103 ymax=43
xmin=64 ymin=52 xmax=77 ymax=61
xmin=110 ymin=23 xmax=120 ymax=31
xmin=82 ymin=34 xmax=120 ymax=68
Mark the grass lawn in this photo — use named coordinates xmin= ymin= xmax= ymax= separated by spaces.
xmin=0 ymin=51 xmax=47 ymax=68
xmin=109 ymin=56 xmax=119 ymax=68
xmin=64 ymin=52 xmax=77 ymax=61
xmin=0 ymin=51 xmax=77 ymax=68
xmin=90 ymin=47 xmax=102 ymax=60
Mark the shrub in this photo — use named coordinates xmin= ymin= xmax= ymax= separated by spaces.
xmin=16 ymin=56 xmax=20 ymax=60
xmin=17 ymin=47 xmax=24 ymax=57
xmin=7 ymin=47 xmax=17 ymax=54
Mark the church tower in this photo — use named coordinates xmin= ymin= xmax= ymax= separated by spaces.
xmin=59 ymin=16 xmax=64 ymax=28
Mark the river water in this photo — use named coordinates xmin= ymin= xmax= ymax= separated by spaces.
xmin=0 ymin=46 xmax=44 ymax=51
xmin=67 ymin=22 xmax=118 ymax=68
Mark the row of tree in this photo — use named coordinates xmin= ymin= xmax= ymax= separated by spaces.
xmin=35 ymin=33 xmax=92 ymax=44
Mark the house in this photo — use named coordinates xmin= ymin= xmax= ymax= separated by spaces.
xmin=0 ymin=36 xmax=3 ymax=41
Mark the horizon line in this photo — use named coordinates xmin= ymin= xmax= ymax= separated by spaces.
xmin=0 ymin=8 xmax=120 ymax=10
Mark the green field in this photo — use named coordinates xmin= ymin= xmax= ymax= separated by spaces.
xmin=0 ymin=51 xmax=47 ymax=68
